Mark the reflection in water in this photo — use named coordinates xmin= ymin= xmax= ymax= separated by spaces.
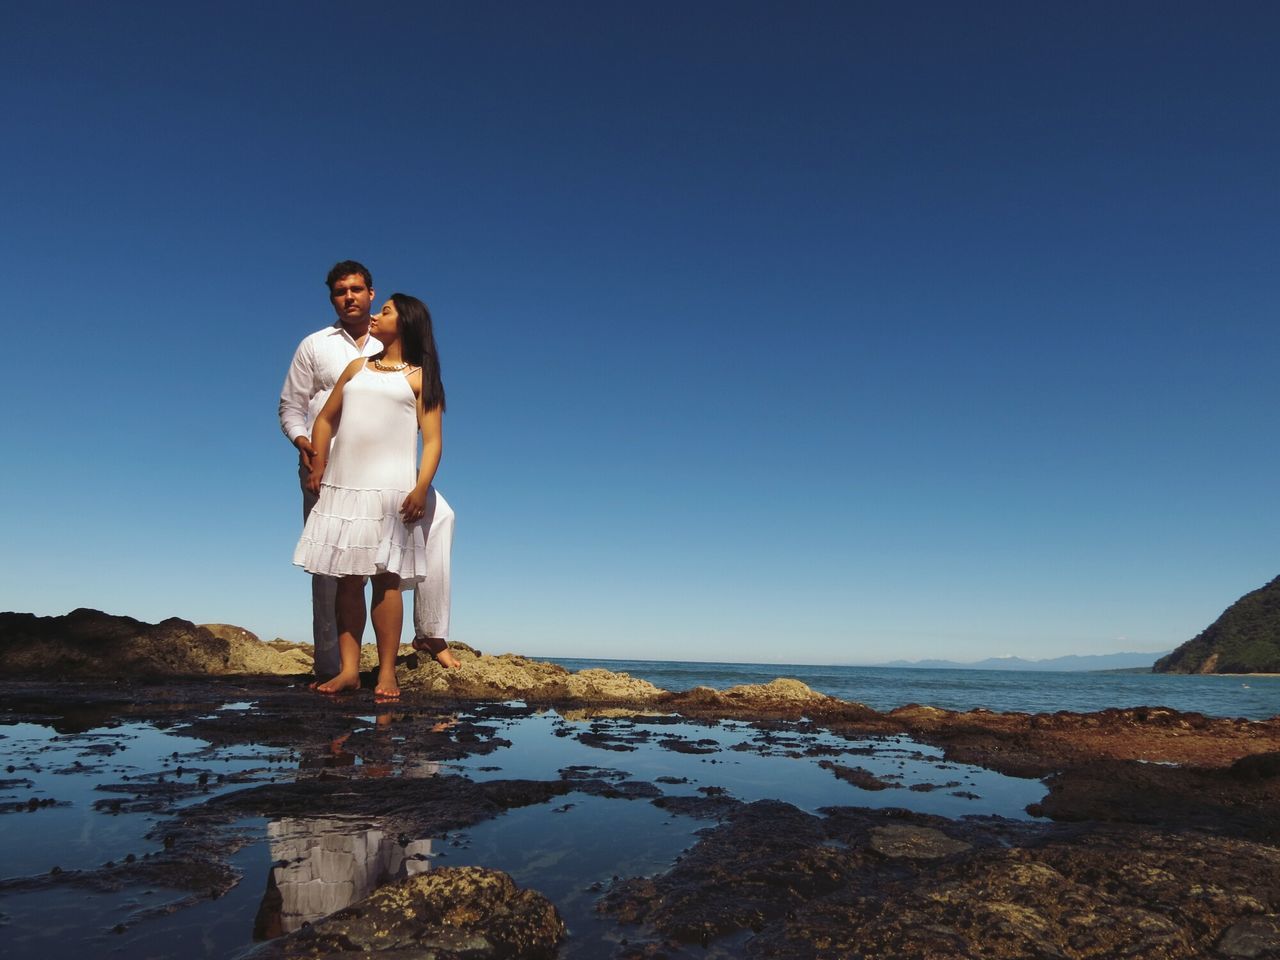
xmin=254 ymin=818 xmax=435 ymax=936
xmin=255 ymin=713 xmax=450 ymax=937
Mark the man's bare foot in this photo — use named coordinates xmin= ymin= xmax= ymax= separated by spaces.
xmin=413 ymin=637 xmax=462 ymax=669
xmin=374 ymin=672 xmax=400 ymax=701
xmin=310 ymin=671 xmax=361 ymax=694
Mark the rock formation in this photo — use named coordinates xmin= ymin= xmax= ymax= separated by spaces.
xmin=1155 ymin=575 xmax=1280 ymax=674
xmin=0 ymin=609 xmax=312 ymax=679
xmin=243 ymin=866 xmax=564 ymax=958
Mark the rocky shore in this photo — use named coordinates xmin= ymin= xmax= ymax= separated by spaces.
xmin=2 ymin=609 xmax=1278 ymax=959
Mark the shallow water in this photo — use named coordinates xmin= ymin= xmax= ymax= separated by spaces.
xmin=0 ymin=722 xmax=292 ymax=878
xmin=0 ymin=702 xmax=1046 ymax=959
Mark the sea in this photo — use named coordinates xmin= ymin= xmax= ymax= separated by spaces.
xmin=551 ymin=657 xmax=1280 ymax=721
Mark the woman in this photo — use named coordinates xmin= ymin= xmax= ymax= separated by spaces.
xmin=293 ymin=293 xmax=457 ymax=700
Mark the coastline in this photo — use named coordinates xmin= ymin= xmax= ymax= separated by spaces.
xmin=2 ymin=610 xmax=1279 ymax=958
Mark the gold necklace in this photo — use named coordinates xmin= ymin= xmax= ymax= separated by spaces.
xmin=372 ymin=358 xmax=409 ymax=372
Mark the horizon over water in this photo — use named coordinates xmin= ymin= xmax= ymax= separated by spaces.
xmin=546 ymin=657 xmax=1280 ymax=721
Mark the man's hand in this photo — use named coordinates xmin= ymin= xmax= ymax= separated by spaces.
xmin=294 ymin=435 xmax=317 ymax=471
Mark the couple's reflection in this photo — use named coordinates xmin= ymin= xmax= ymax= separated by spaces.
xmin=254 ymin=712 xmax=453 ymax=938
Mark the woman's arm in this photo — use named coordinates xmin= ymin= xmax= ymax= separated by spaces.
xmin=306 ymin=358 xmax=362 ymax=493
xmin=400 ymin=374 xmax=443 ymax=523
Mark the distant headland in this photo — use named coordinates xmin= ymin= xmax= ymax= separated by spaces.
xmin=1155 ymin=574 xmax=1280 ymax=674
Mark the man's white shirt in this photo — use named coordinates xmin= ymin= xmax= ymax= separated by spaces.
xmin=279 ymin=322 xmax=383 ymax=443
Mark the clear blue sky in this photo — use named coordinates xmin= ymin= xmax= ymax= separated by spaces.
xmin=1 ymin=2 xmax=1276 ymax=664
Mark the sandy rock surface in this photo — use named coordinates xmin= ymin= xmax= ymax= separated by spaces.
xmin=203 ymin=623 xmax=315 ymax=675
xmin=387 ymin=645 xmax=669 ymax=704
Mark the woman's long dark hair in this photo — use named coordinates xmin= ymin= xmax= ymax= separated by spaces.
xmin=392 ymin=293 xmax=446 ymax=413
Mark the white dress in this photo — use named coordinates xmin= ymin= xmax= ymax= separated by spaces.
xmin=293 ymin=361 xmax=429 ymax=587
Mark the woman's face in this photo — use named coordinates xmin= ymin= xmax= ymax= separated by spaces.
xmin=369 ymin=300 xmax=400 ymax=344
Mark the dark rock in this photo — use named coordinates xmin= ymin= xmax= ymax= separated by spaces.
xmin=651 ymin=794 xmax=742 ymax=821
xmin=241 ymin=866 xmax=564 ymax=958
xmin=657 ymin=737 xmax=719 ymax=755
xmin=1231 ymin=751 xmax=1280 ymax=781
xmin=569 ymin=778 xmax=663 ymax=800
xmin=599 ymin=800 xmax=849 ymax=943
xmin=1215 ymin=915 xmax=1280 ymax=958
xmin=867 ymin=824 xmax=972 ymax=859
xmin=0 ymin=609 xmax=310 ymax=679
xmin=870 ymin=703 xmax=1280 ymax=776
xmin=559 ymin=765 xmax=630 ymax=782
xmin=576 ymin=732 xmax=639 ymax=752
xmin=1035 ymin=758 xmax=1280 ymax=843
xmin=818 ymin=760 xmax=899 ymax=791
xmin=601 ymin=800 xmax=1280 ymax=959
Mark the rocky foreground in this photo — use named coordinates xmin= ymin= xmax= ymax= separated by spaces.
xmin=2 ymin=609 xmax=1279 ymax=959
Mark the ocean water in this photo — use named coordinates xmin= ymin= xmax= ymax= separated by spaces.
xmin=551 ymin=658 xmax=1280 ymax=721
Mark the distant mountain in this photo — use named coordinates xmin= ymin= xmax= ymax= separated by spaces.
xmin=879 ymin=651 xmax=1169 ymax=672
xmin=1154 ymin=575 xmax=1280 ymax=674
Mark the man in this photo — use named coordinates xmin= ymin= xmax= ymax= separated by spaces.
xmin=280 ymin=260 xmax=458 ymax=677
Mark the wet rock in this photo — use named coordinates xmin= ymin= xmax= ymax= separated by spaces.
xmin=576 ymin=731 xmax=639 ymax=752
xmin=878 ymin=703 xmax=1280 ymax=775
xmin=242 ymin=866 xmax=564 ymax=958
xmin=1216 ymin=915 xmax=1280 ymax=958
xmin=651 ymin=794 xmax=742 ymax=820
xmin=557 ymin=764 xmax=662 ymax=799
xmin=601 ymin=800 xmax=1280 ymax=960
xmin=907 ymin=780 xmax=960 ymax=792
xmin=559 ymin=765 xmax=630 ymax=782
xmin=1034 ymin=757 xmax=1280 ymax=843
xmin=599 ymin=799 xmax=851 ymax=943
xmin=0 ymin=846 xmax=238 ymax=897
xmin=818 ymin=760 xmax=899 ymax=791
xmin=657 ymin=737 xmax=719 ymax=755
xmin=867 ymin=824 xmax=972 ymax=859
xmin=579 ymin=779 xmax=664 ymax=800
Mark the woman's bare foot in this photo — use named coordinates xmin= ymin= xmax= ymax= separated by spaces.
xmin=374 ymin=671 xmax=400 ymax=701
xmin=311 ymin=671 xmax=361 ymax=694
xmin=413 ymin=637 xmax=462 ymax=669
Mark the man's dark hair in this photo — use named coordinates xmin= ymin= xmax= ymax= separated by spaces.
xmin=325 ymin=260 xmax=373 ymax=293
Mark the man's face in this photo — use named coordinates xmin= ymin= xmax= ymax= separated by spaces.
xmin=329 ymin=274 xmax=374 ymax=324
